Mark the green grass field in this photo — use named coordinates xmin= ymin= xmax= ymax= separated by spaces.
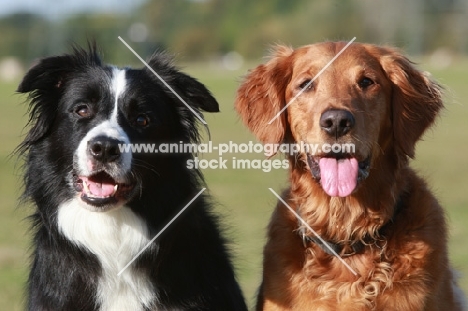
xmin=0 ymin=59 xmax=467 ymax=310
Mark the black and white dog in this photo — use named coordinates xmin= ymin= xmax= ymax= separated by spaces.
xmin=17 ymin=44 xmax=247 ymax=310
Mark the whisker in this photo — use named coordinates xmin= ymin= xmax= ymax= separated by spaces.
xmin=132 ymin=159 xmax=161 ymax=177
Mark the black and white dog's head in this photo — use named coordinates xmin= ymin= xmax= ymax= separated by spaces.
xmin=17 ymin=44 xmax=218 ymax=213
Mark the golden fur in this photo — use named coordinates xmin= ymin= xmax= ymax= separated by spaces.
xmin=235 ymin=42 xmax=465 ymax=310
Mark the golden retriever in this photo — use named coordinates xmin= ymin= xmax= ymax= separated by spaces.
xmin=235 ymin=42 xmax=466 ymax=310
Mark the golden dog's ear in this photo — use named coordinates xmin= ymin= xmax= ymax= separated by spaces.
xmin=235 ymin=46 xmax=293 ymax=144
xmin=380 ymin=49 xmax=443 ymax=159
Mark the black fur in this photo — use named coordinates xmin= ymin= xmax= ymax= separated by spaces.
xmin=17 ymin=44 xmax=247 ymax=310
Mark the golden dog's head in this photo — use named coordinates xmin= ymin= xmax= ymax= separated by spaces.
xmin=235 ymin=42 xmax=443 ymax=197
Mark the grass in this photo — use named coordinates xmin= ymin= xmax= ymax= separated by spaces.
xmin=0 ymin=58 xmax=467 ymax=310
xmin=0 ymin=81 xmax=30 ymax=311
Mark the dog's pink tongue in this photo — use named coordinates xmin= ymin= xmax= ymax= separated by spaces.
xmin=82 ymin=177 xmax=115 ymax=198
xmin=319 ymin=158 xmax=358 ymax=197
xmin=88 ymin=182 xmax=115 ymax=197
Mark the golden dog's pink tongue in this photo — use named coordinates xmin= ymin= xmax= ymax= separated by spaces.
xmin=319 ymin=158 xmax=358 ymax=197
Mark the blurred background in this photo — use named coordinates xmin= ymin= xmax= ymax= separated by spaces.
xmin=0 ymin=0 xmax=467 ymax=309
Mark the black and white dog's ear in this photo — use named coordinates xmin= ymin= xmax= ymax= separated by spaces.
xmin=146 ymin=52 xmax=220 ymax=113
xmin=170 ymin=71 xmax=220 ymax=113
xmin=17 ymin=55 xmax=73 ymax=94
xmin=17 ymin=45 xmax=102 ymax=151
xmin=17 ymin=55 xmax=75 ymax=151
xmin=18 ymin=43 xmax=101 ymax=94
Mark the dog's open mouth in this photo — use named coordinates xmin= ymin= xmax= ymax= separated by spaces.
xmin=307 ymin=154 xmax=370 ymax=197
xmin=74 ymin=171 xmax=134 ymax=207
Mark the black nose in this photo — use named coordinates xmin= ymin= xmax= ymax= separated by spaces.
xmin=320 ymin=109 xmax=355 ymax=138
xmin=88 ymin=136 xmax=122 ymax=163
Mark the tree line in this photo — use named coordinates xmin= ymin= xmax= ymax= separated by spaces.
xmin=1 ymin=0 xmax=466 ymax=64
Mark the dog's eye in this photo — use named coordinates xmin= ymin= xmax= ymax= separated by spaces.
xmin=135 ymin=114 xmax=150 ymax=127
xmin=75 ymin=105 xmax=91 ymax=118
xmin=298 ymin=79 xmax=313 ymax=91
xmin=358 ymin=77 xmax=374 ymax=89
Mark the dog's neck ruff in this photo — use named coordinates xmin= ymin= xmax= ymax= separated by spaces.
xmin=298 ymin=193 xmax=406 ymax=258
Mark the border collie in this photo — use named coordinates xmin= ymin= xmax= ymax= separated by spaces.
xmin=16 ymin=44 xmax=248 ymax=311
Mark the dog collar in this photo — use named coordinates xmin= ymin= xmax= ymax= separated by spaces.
xmin=298 ymin=193 xmax=406 ymax=258
xmin=300 ymin=234 xmax=366 ymax=257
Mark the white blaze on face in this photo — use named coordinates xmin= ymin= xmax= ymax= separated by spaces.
xmin=110 ymin=68 xmax=127 ymax=122
xmin=74 ymin=68 xmax=132 ymax=178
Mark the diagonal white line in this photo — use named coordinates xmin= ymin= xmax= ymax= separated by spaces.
xmin=268 ymin=188 xmax=358 ymax=276
xmin=117 ymin=188 xmax=206 ymax=276
xmin=267 ymin=37 xmax=357 ymax=125
xmin=118 ymin=36 xmax=207 ymax=125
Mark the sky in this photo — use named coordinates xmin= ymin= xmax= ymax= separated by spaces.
xmin=0 ymin=0 xmax=146 ymax=18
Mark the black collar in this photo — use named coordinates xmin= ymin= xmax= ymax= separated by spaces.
xmin=298 ymin=194 xmax=405 ymax=258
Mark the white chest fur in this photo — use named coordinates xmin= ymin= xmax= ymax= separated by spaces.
xmin=57 ymin=199 xmax=156 ymax=310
